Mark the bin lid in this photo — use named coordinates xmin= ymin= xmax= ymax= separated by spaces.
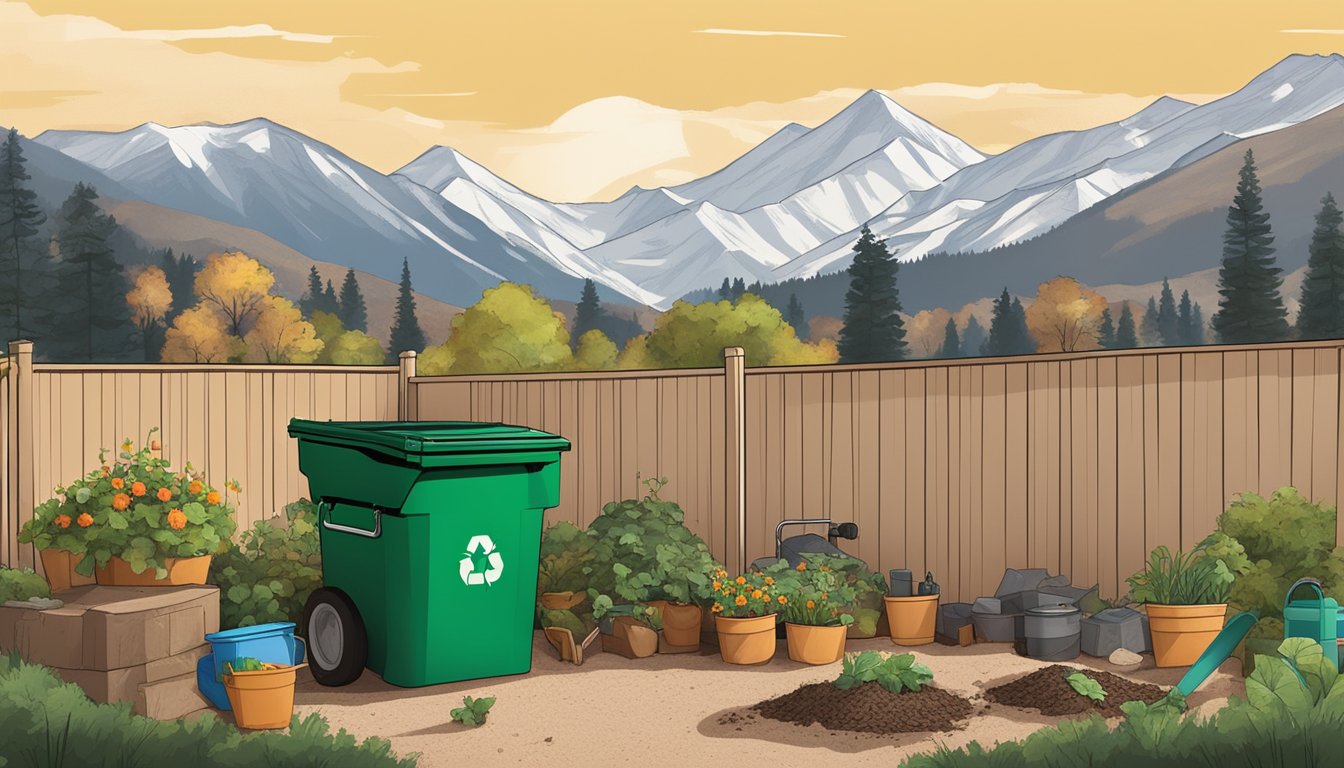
xmin=288 ymin=419 xmax=570 ymax=458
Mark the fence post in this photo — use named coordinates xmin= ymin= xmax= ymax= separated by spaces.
xmin=398 ymin=350 xmax=417 ymax=421
xmin=723 ymin=347 xmax=746 ymax=574
xmin=7 ymin=340 xmax=33 ymax=570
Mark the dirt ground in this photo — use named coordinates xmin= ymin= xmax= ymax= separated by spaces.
xmin=294 ymin=633 xmax=1244 ymax=767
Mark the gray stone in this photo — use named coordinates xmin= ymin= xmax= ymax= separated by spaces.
xmin=2 ymin=597 xmax=64 ymax=610
xmin=1039 ymin=584 xmax=1092 ymax=605
xmin=972 ymin=597 xmax=1002 ymax=614
xmin=994 ymin=568 xmax=1051 ymax=597
xmin=1037 ymin=574 xmax=1072 ymax=589
xmin=1081 ymin=607 xmax=1151 ymax=656
xmin=1109 ymin=648 xmax=1143 ymax=667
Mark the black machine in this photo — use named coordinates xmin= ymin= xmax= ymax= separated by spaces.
xmin=748 ymin=518 xmax=862 ymax=571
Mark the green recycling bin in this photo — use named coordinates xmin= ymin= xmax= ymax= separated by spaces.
xmin=287 ymin=419 xmax=570 ymax=688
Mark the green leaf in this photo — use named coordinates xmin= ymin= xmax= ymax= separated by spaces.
xmin=1066 ymin=671 xmax=1107 ymax=702
xmin=74 ymin=487 xmax=92 ymax=504
xmin=1276 ymin=637 xmax=1337 ymax=705
xmin=107 ymin=512 xmax=128 ymax=530
xmin=1245 ymin=655 xmax=1313 ymax=716
xmin=227 ymin=585 xmax=251 ymax=604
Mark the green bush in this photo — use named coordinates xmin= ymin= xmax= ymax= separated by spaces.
xmin=775 ymin=553 xmax=887 ymax=636
xmin=1126 ymin=533 xmax=1248 ymax=606
xmin=535 ymin=520 xmax=598 ymax=636
xmin=209 ymin=499 xmax=322 ymax=630
xmin=0 ymin=652 xmax=415 ymax=766
xmin=0 ymin=566 xmax=50 ymax=604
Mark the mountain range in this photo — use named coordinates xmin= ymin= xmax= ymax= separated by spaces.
xmin=18 ymin=53 xmax=1344 ymax=326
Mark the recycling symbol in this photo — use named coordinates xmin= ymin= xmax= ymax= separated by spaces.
xmin=459 ymin=534 xmax=504 ymax=586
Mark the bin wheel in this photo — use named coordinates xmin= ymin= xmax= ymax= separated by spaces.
xmin=303 ymin=587 xmax=367 ymax=687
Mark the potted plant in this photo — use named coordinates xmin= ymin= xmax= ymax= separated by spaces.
xmin=223 ymin=656 xmax=308 ymax=730
xmin=711 ymin=569 xmax=784 ymax=664
xmin=768 ymin=556 xmax=856 ymax=665
xmin=20 ymin=431 xmax=238 ymax=587
xmin=1126 ymin=532 xmax=1248 ymax=668
xmin=591 ymin=594 xmax=661 ymax=658
xmin=585 ymin=477 xmax=722 ymax=650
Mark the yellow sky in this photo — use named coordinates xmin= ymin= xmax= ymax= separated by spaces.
xmin=3 ymin=0 xmax=1342 ymax=201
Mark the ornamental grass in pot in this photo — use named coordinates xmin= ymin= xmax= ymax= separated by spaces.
xmin=766 ymin=556 xmax=856 ymax=665
xmin=19 ymin=430 xmax=238 ymax=587
xmin=1126 ymin=532 xmax=1249 ymax=668
xmin=711 ymin=570 xmax=785 ymax=664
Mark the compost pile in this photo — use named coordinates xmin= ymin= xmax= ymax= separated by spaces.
xmin=985 ymin=665 xmax=1166 ymax=718
xmin=751 ymin=682 xmax=974 ymax=735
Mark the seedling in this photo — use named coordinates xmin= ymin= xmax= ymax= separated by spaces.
xmin=1066 ymin=671 xmax=1107 ymax=702
xmin=834 ymin=650 xmax=934 ymax=694
xmin=451 ymin=695 xmax=496 ymax=727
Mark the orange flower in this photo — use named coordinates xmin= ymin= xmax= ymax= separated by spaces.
xmin=188 ymin=480 xmax=203 ymax=495
xmin=806 ymin=600 xmax=817 ymax=609
xmin=751 ymin=589 xmax=763 ymax=600
xmin=110 ymin=477 xmax=124 ymax=490
xmin=156 ymin=487 xmax=172 ymax=502
xmin=101 ymin=465 xmax=110 ymax=476
xmin=734 ymin=595 xmax=747 ymax=606
xmin=796 ymin=562 xmax=807 ymax=571
xmin=711 ymin=603 xmax=724 ymax=613
xmin=130 ymin=481 xmax=147 ymax=497
xmin=54 ymin=514 xmax=71 ymax=529
xmin=735 ymin=576 xmax=746 ymax=585
xmin=712 ymin=580 xmax=721 ymax=591
xmin=206 ymin=490 xmax=221 ymax=505
xmin=226 ymin=481 xmax=240 ymax=493
xmin=819 ymin=565 xmax=832 ymax=572
xmin=166 ymin=508 xmax=187 ymax=530
xmin=821 ymin=593 xmax=829 ymax=601
xmin=112 ymin=493 xmax=130 ymax=511
xmin=777 ymin=595 xmax=788 ymax=605
xmin=763 ymin=576 xmax=775 ymax=586
xmin=76 ymin=512 xmax=93 ymax=528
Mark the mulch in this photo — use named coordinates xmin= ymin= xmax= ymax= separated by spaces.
xmin=749 ymin=681 xmax=975 ymax=735
xmin=984 ymin=664 xmax=1167 ymax=718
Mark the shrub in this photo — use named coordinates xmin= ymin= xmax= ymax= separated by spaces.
xmin=535 ymin=520 xmax=598 ymax=636
xmin=209 ymin=499 xmax=321 ymax=630
xmin=835 ymin=651 xmax=933 ymax=694
xmin=788 ymin=553 xmax=887 ymax=636
xmin=1126 ymin=533 xmax=1248 ymax=605
xmin=763 ymin=554 xmax=857 ymax=627
xmin=0 ymin=567 xmax=50 ymax=603
xmin=710 ymin=569 xmax=784 ymax=618
xmin=0 ymin=653 xmax=415 ymax=767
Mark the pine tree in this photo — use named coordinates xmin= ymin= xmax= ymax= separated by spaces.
xmin=572 ymin=278 xmax=603 ymax=343
xmin=387 ymin=257 xmax=426 ymax=360
xmin=1115 ymin=303 xmax=1138 ymax=348
xmin=1157 ymin=278 xmax=1179 ymax=344
xmin=1176 ymin=290 xmax=1197 ymax=345
xmin=961 ymin=315 xmax=986 ymax=356
xmin=49 ymin=184 xmax=136 ymax=361
xmin=1010 ymin=298 xmax=1033 ymax=353
xmin=786 ymin=293 xmax=805 ymax=338
xmin=160 ymin=248 xmax=199 ymax=322
xmin=1097 ymin=308 xmax=1116 ymax=349
xmin=984 ymin=288 xmax=1034 ymax=355
xmin=1212 ymin=149 xmax=1289 ymax=343
xmin=730 ymin=277 xmax=746 ymax=301
xmin=717 ymin=277 xmax=732 ymax=301
xmin=322 ymin=279 xmax=339 ymax=315
xmin=299 ymin=265 xmax=325 ymax=317
xmin=0 ymin=128 xmax=50 ymax=342
xmin=1191 ymin=303 xmax=1205 ymax=344
xmin=337 ymin=268 xmax=367 ymax=333
xmin=1296 ymin=193 xmax=1344 ymax=340
xmin=837 ymin=227 xmax=907 ymax=363
xmin=938 ymin=317 xmax=962 ymax=358
xmin=1141 ymin=297 xmax=1161 ymax=346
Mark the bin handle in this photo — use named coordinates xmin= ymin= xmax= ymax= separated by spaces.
xmin=318 ymin=500 xmax=382 ymax=539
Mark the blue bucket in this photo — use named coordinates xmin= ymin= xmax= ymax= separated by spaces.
xmin=196 ymin=622 xmax=305 ymax=710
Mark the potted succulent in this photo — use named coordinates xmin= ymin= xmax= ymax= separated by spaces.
xmin=711 ymin=569 xmax=785 ymax=664
xmin=1126 ymin=532 xmax=1249 ymax=668
xmin=19 ymin=431 xmax=238 ymax=587
xmin=767 ymin=556 xmax=856 ymax=665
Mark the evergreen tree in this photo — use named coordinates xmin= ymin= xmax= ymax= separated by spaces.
xmin=1212 ymin=149 xmax=1289 ymax=343
xmin=730 ymin=277 xmax=747 ymax=301
xmin=1191 ymin=303 xmax=1205 ymax=344
xmin=837 ymin=227 xmax=907 ymax=363
xmin=159 ymin=248 xmax=200 ymax=322
xmin=1157 ymin=278 xmax=1179 ymax=344
xmin=49 ymin=184 xmax=136 ymax=361
xmin=786 ymin=293 xmax=805 ymax=338
xmin=984 ymin=288 xmax=1034 ymax=355
xmin=299 ymin=265 xmax=324 ymax=317
xmin=717 ymin=277 xmax=732 ymax=301
xmin=322 ymin=279 xmax=339 ymax=315
xmin=572 ymin=278 xmax=603 ymax=343
xmin=937 ymin=317 xmax=962 ymax=358
xmin=337 ymin=268 xmax=367 ymax=333
xmin=0 ymin=128 xmax=50 ymax=342
xmin=1176 ymin=290 xmax=1197 ymax=345
xmin=961 ymin=315 xmax=986 ymax=356
xmin=387 ymin=257 xmax=426 ymax=360
xmin=1010 ymin=298 xmax=1033 ymax=353
xmin=1141 ymin=297 xmax=1161 ymax=345
xmin=1097 ymin=307 xmax=1116 ymax=349
xmin=1296 ymin=193 xmax=1344 ymax=340
xmin=1116 ymin=303 xmax=1139 ymax=348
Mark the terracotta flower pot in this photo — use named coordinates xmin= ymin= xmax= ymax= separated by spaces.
xmin=1146 ymin=603 xmax=1227 ymax=668
xmin=657 ymin=601 xmax=703 ymax=648
xmin=715 ymin=614 xmax=777 ymax=665
xmin=785 ymin=622 xmax=848 ymax=665
xmin=38 ymin=549 xmax=96 ymax=593
xmin=884 ymin=594 xmax=939 ymax=646
xmin=224 ymin=663 xmax=306 ymax=730
xmin=94 ymin=554 xmax=212 ymax=586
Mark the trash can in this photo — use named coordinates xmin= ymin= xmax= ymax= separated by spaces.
xmin=288 ymin=419 xmax=571 ymax=688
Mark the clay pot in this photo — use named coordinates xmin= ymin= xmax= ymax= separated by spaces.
xmin=94 ymin=554 xmax=211 ymax=586
xmin=784 ymin=623 xmax=848 ymax=665
xmin=1146 ymin=603 xmax=1226 ymax=668
xmin=224 ymin=663 xmax=306 ymax=730
xmin=656 ymin=601 xmax=703 ymax=648
xmin=600 ymin=615 xmax=659 ymax=659
xmin=884 ymin=594 xmax=939 ymax=646
xmin=38 ymin=549 xmax=95 ymax=593
xmin=715 ymin=615 xmax=777 ymax=665
xmin=540 ymin=591 xmax=587 ymax=610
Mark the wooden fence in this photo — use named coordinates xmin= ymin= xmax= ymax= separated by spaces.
xmin=5 ymin=338 xmax=1344 ymax=602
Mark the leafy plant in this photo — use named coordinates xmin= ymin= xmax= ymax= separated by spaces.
xmin=1126 ymin=532 xmax=1247 ymax=605
xmin=834 ymin=651 xmax=934 ymax=694
xmin=450 ymin=695 xmax=495 ymax=727
xmin=0 ymin=567 xmax=50 ymax=603
xmin=535 ymin=521 xmax=598 ymax=636
xmin=1066 ymin=671 xmax=1107 ymax=702
xmin=763 ymin=554 xmax=857 ymax=626
xmin=227 ymin=657 xmax=267 ymax=673
xmin=590 ymin=594 xmax=661 ymax=630
xmin=710 ymin=568 xmax=785 ymax=619
xmin=209 ymin=499 xmax=322 ymax=630
xmin=804 ymin=553 xmax=887 ymax=636
xmin=19 ymin=429 xmax=239 ymax=579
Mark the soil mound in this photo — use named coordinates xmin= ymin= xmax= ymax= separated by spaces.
xmin=751 ymin=681 xmax=974 ymax=735
xmin=984 ymin=664 xmax=1166 ymax=718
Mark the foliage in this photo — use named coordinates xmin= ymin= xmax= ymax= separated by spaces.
xmin=439 ymin=282 xmax=573 ymax=374
xmin=19 ymin=430 xmax=239 ymax=579
xmin=1065 ymin=671 xmax=1106 ymax=702
xmin=0 ymin=127 xmax=50 ymax=344
xmin=1096 ymin=307 xmax=1116 ymax=349
xmin=614 ymin=333 xmax=650 ymax=369
xmin=243 ymin=296 xmax=323 ymax=363
xmin=0 ymin=567 xmax=50 ymax=603
xmin=417 ymin=339 xmax=456 ymax=375
xmin=1157 ymin=278 xmax=1180 ymax=345
xmin=835 ymin=651 xmax=933 ymax=694
xmin=387 ymin=257 xmax=426 ymax=360
xmin=1024 ymin=277 xmax=1107 ymax=353
xmin=327 ymin=329 xmax=386 ymax=365
xmin=1212 ymin=149 xmax=1289 ymax=344
xmin=193 ymin=251 xmax=275 ymax=337
xmin=641 ymin=293 xmax=836 ymax=368
xmin=210 ymin=499 xmax=322 ymax=630
xmin=1176 ymin=290 xmax=1203 ymax=345
xmin=838 ymin=226 xmax=908 ymax=363
xmin=535 ymin=520 xmax=598 ymax=634
xmin=711 ymin=568 xmax=785 ymax=619
xmin=0 ymin=653 xmax=416 ymax=767
xmin=792 ymin=553 xmax=888 ymax=636
xmin=1115 ymin=302 xmax=1139 ymax=348
xmin=1126 ymin=532 xmax=1247 ymax=605
xmin=786 ymin=293 xmax=805 ymax=338
xmin=161 ymin=305 xmax=242 ymax=363
xmin=160 ymin=249 xmax=201 ymax=322
xmin=573 ymin=329 xmax=618 ymax=370
xmin=1297 ymin=193 xmax=1344 ymax=340
xmin=50 ymin=182 xmax=138 ymax=361
xmin=450 ymin=695 xmax=495 ymax=727
xmin=127 ymin=265 xmax=173 ymax=360
xmin=338 ymin=268 xmax=368 ymax=333
xmin=226 ymin=657 xmax=268 ymax=674
xmin=572 ymin=278 xmax=603 ymax=342
xmin=984 ymin=287 xmax=1034 ymax=355
xmin=763 ymin=554 xmax=857 ymax=627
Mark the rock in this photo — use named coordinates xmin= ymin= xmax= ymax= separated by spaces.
xmin=1110 ymin=648 xmax=1143 ymax=667
xmin=3 ymin=597 xmax=64 ymax=610
xmin=994 ymin=568 xmax=1050 ymax=597
xmin=1037 ymin=574 xmax=1072 ymax=589
xmin=1082 ymin=607 xmax=1151 ymax=656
